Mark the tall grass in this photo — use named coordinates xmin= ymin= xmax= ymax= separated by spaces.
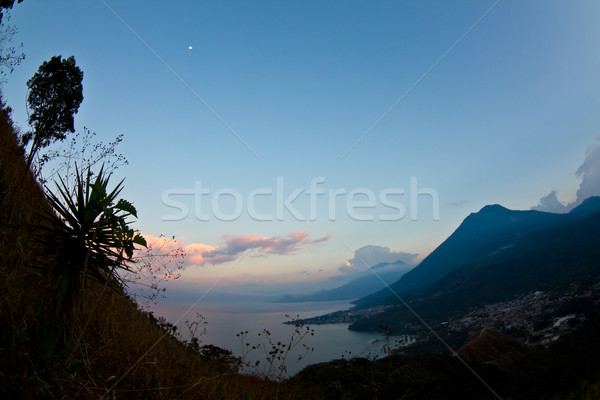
xmin=0 ymin=99 xmax=312 ymax=399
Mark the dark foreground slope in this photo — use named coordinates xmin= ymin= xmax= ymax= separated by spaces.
xmin=0 ymin=102 xmax=303 ymax=399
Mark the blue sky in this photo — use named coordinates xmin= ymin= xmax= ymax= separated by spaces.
xmin=3 ymin=1 xmax=600 ymax=293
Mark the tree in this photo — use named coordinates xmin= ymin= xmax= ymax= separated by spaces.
xmin=0 ymin=0 xmax=23 ymax=24
xmin=0 ymin=12 xmax=25 ymax=81
xmin=22 ymin=55 xmax=83 ymax=169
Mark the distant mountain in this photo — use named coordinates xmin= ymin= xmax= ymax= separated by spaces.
xmin=568 ymin=196 xmax=600 ymax=216
xmin=277 ymin=260 xmax=411 ymax=303
xmin=353 ymin=197 xmax=600 ymax=308
xmin=347 ymin=199 xmax=600 ymax=332
xmin=421 ymin=206 xmax=600 ymax=307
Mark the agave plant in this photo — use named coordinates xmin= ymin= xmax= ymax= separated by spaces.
xmin=39 ymin=164 xmax=146 ymax=313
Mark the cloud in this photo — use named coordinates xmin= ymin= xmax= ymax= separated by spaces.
xmin=448 ymin=200 xmax=469 ymax=207
xmin=339 ymin=245 xmax=419 ymax=274
xmin=186 ymin=243 xmax=220 ymax=265
xmin=531 ymin=190 xmax=567 ymax=213
xmin=532 ymin=143 xmax=600 ymax=213
xmin=186 ymin=231 xmax=333 ymax=266
xmin=574 ymin=143 xmax=600 ymax=205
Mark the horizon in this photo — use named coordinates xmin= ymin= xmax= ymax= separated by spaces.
xmin=3 ymin=1 xmax=600 ymax=296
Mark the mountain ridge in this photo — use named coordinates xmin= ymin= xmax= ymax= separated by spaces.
xmin=353 ymin=197 xmax=600 ymax=309
xmin=277 ymin=259 xmax=410 ymax=303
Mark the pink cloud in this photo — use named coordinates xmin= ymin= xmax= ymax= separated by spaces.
xmin=186 ymin=243 xmax=219 ymax=265
xmin=186 ymin=231 xmax=333 ymax=266
xmin=131 ymin=234 xmax=187 ymax=280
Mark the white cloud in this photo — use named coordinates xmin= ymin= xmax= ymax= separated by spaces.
xmin=531 ymin=190 xmax=567 ymax=213
xmin=339 ymin=245 xmax=418 ymax=274
xmin=574 ymin=143 xmax=600 ymax=206
xmin=532 ymin=143 xmax=600 ymax=213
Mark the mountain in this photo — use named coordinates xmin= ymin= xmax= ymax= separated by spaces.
xmin=353 ymin=198 xmax=600 ymax=308
xmin=421 ymin=206 xmax=600 ymax=307
xmin=347 ymin=200 xmax=600 ymax=332
xmin=568 ymin=196 xmax=600 ymax=215
xmin=277 ymin=260 xmax=411 ymax=303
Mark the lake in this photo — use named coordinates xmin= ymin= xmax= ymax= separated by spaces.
xmin=149 ymin=300 xmax=413 ymax=377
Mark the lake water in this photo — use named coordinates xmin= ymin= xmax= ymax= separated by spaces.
xmin=149 ymin=300 xmax=413 ymax=377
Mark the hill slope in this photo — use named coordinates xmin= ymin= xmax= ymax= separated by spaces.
xmin=347 ymin=203 xmax=600 ymax=332
xmin=278 ymin=260 xmax=410 ymax=302
xmin=354 ymin=200 xmax=599 ymax=308
xmin=0 ymin=101 xmax=302 ymax=399
xmin=457 ymin=328 xmax=533 ymax=367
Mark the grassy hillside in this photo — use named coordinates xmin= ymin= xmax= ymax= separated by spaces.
xmin=0 ymin=99 xmax=306 ymax=399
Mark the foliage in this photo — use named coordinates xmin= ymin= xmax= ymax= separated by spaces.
xmin=0 ymin=0 xmax=23 ymax=24
xmin=377 ymin=324 xmax=393 ymax=357
xmin=183 ymin=312 xmax=208 ymax=350
xmin=125 ymin=234 xmax=186 ymax=306
xmin=38 ymin=164 xmax=146 ymax=313
xmin=38 ymin=127 xmax=128 ymax=189
xmin=0 ymin=12 xmax=24 ymax=82
xmin=199 ymin=344 xmax=241 ymax=372
xmin=22 ymin=55 xmax=83 ymax=168
xmin=238 ymin=315 xmax=315 ymax=382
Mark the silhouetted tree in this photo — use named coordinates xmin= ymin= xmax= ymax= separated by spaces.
xmin=0 ymin=0 xmax=23 ymax=24
xmin=22 ymin=55 xmax=83 ymax=169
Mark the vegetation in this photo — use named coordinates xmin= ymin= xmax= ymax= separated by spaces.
xmin=0 ymin=50 xmax=311 ymax=398
xmin=2 ymin=6 xmax=600 ymax=398
xmin=21 ymin=55 xmax=84 ymax=168
xmin=0 ymin=0 xmax=23 ymax=24
xmin=40 ymin=164 xmax=146 ymax=310
xmin=0 ymin=13 xmax=24 ymax=81
xmin=4 ymin=89 xmax=600 ymax=398
xmin=0 ymin=95 xmax=317 ymax=399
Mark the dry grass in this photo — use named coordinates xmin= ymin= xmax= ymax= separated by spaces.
xmin=0 ymin=99 xmax=309 ymax=399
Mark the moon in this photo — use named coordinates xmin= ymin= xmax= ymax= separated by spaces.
xmin=188 ymin=46 xmax=193 ymax=50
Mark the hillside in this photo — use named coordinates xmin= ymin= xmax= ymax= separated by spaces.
xmin=426 ymin=206 xmax=600 ymax=301
xmin=293 ymin=313 xmax=600 ymax=400
xmin=354 ymin=200 xmax=597 ymax=308
xmin=0 ymin=101 xmax=305 ymax=399
xmin=345 ymin=203 xmax=600 ymax=333
xmin=290 ymin=200 xmax=600 ymax=399
xmin=456 ymin=328 xmax=533 ymax=367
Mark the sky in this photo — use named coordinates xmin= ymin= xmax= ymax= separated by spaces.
xmin=2 ymin=1 xmax=600 ymax=295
